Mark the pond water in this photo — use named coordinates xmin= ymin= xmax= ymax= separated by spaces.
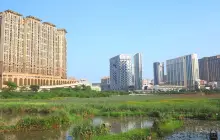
xmin=165 ymin=120 xmax=220 ymax=140
xmin=0 ymin=116 xmax=153 ymax=140
xmin=0 ymin=115 xmax=220 ymax=140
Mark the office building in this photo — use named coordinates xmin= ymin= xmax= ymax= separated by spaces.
xmin=110 ymin=54 xmax=132 ymax=90
xmin=153 ymin=62 xmax=164 ymax=85
xmin=100 ymin=76 xmax=110 ymax=91
xmin=166 ymin=54 xmax=199 ymax=89
xmin=133 ymin=53 xmax=142 ymax=90
xmin=0 ymin=10 xmax=74 ymax=89
xmin=199 ymin=55 xmax=220 ymax=82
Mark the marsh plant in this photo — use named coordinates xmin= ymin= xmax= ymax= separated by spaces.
xmin=71 ymin=121 xmax=110 ymax=140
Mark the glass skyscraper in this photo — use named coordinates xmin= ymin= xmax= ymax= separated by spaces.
xmin=153 ymin=62 xmax=164 ymax=85
xmin=134 ymin=53 xmax=142 ymax=90
xmin=166 ymin=54 xmax=199 ymax=89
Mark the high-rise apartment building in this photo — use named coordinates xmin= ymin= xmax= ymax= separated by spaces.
xmin=153 ymin=62 xmax=164 ymax=85
xmin=166 ymin=54 xmax=199 ymax=89
xmin=0 ymin=10 xmax=74 ymax=89
xmin=133 ymin=53 xmax=142 ymax=90
xmin=199 ymin=55 xmax=220 ymax=82
xmin=110 ymin=54 xmax=132 ymax=91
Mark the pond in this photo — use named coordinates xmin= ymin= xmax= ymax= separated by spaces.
xmin=0 ymin=116 xmax=152 ymax=140
xmin=165 ymin=120 xmax=220 ymax=140
xmin=0 ymin=115 xmax=220 ymax=140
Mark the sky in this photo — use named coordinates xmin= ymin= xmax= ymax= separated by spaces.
xmin=1 ymin=0 xmax=220 ymax=82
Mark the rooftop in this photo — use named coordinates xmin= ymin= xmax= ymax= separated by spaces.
xmin=43 ymin=22 xmax=56 ymax=27
xmin=101 ymin=76 xmax=110 ymax=79
xmin=5 ymin=10 xmax=22 ymax=16
xmin=57 ymin=28 xmax=67 ymax=33
xmin=26 ymin=16 xmax=42 ymax=22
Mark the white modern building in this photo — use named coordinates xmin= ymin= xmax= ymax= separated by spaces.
xmin=134 ymin=53 xmax=142 ymax=90
xmin=110 ymin=54 xmax=132 ymax=91
xmin=166 ymin=54 xmax=200 ymax=89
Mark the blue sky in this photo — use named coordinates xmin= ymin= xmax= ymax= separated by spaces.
xmin=1 ymin=0 xmax=220 ymax=82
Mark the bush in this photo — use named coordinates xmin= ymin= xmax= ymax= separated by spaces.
xmin=30 ymin=85 xmax=40 ymax=92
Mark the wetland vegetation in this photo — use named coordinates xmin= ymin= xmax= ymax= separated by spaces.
xmin=0 ymin=86 xmax=220 ymax=139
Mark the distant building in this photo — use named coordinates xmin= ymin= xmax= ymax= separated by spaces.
xmin=153 ymin=62 xmax=164 ymax=85
xmin=100 ymin=77 xmax=110 ymax=91
xmin=134 ymin=53 xmax=142 ymax=90
xmin=110 ymin=54 xmax=132 ymax=91
xmin=142 ymin=79 xmax=151 ymax=86
xmin=200 ymin=80 xmax=207 ymax=85
xmin=92 ymin=83 xmax=101 ymax=87
xmin=142 ymin=79 xmax=151 ymax=90
xmin=79 ymin=79 xmax=91 ymax=86
xmin=154 ymin=85 xmax=185 ymax=92
xmin=199 ymin=55 xmax=220 ymax=82
xmin=163 ymin=75 xmax=168 ymax=83
xmin=91 ymin=83 xmax=101 ymax=91
xmin=166 ymin=54 xmax=199 ymax=89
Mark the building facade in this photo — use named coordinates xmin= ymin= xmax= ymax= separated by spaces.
xmin=153 ymin=62 xmax=164 ymax=85
xmin=110 ymin=54 xmax=132 ymax=91
xmin=100 ymin=77 xmax=110 ymax=91
xmin=133 ymin=53 xmax=142 ymax=90
xmin=199 ymin=55 xmax=220 ymax=82
xmin=166 ymin=54 xmax=199 ymax=89
xmin=0 ymin=10 xmax=74 ymax=89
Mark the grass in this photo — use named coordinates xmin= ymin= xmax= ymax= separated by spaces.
xmin=0 ymin=92 xmax=220 ymax=139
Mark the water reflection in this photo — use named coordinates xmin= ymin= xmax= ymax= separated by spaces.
xmin=0 ymin=116 xmax=152 ymax=140
xmin=165 ymin=120 xmax=220 ymax=140
xmin=0 ymin=112 xmax=48 ymax=126
xmin=92 ymin=117 xmax=153 ymax=134
xmin=0 ymin=129 xmax=67 ymax=140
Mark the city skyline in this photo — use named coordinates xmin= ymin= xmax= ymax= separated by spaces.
xmin=1 ymin=1 xmax=220 ymax=82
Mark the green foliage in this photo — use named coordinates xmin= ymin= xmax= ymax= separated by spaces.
xmin=4 ymin=81 xmax=17 ymax=91
xmin=0 ymin=87 xmax=130 ymax=99
xmin=30 ymin=85 xmax=40 ymax=92
xmin=72 ymin=121 xmax=110 ymax=139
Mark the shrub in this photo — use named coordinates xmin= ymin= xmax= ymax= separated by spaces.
xmin=30 ymin=85 xmax=40 ymax=92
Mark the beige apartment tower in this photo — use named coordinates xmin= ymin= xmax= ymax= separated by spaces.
xmin=0 ymin=10 xmax=74 ymax=89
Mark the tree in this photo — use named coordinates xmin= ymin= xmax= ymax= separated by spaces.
xmin=4 ymin=81 xmax=17 ymax=91
xmin=30 ymin=85 xmax=40 ymax=92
